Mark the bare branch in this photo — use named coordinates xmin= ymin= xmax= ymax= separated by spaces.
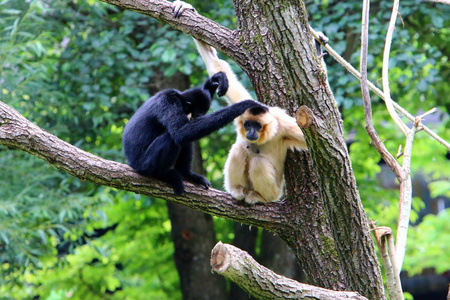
xmin=395 ymin=108 xmax=437 ymax=271
xmin=372 ymin=226 xmax=404 ymax=300
xmin=359 ymin=0 xmax=403 ymax=179
xmin=0 ymin=100 xmax=292 ymax=228
xmin=309 ymin=28 xmax=450 ymax=151
xmin=98 ymin=0 xmax=247 ymax=62
xmin=382 ymin=0 xmax=409 ymax=136
xmin=210 ymin=242 xmax=368 ymax=300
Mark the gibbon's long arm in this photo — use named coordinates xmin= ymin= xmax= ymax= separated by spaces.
xmin=171 ymin=100 xmax=262 ymax=145
xmin=194 ymin=39 xmax=253 ymax=104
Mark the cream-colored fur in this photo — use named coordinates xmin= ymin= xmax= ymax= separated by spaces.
xmin=194 ymin=39 xmax=307 ymax=204
xmin=193 ymin=39 xmax=252 ymax=104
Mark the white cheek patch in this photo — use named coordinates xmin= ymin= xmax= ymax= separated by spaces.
xmin=187 ymin=113 xmax=192 ymax=120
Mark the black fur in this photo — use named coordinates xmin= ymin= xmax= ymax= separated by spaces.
xmin=123 ymin=72 xmax=263 ymax=194
xmin=248 ymin=106 xmax=269 ymax=116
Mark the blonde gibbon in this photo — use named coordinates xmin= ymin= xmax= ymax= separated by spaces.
xmin=193 ymin=39 xmax=308 ymax=204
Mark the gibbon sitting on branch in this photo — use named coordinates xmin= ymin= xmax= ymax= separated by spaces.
xmin=172 ymin=1 xmax=308 ymax=204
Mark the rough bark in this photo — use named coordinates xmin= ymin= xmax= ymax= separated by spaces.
xmin=230 ymin=224 xmax=258 ymax=300
xmin=234 ymin=1 xmax=385 ymax=298
xmin=211 ymin=242 xmax=368 ymax=300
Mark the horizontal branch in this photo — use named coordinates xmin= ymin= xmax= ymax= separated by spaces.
xmin=99 ymin=0 xmax=244 ymax=60
xmin=210 ymin=242 xmax=368 ymax=300
xmin=0 ymin=101 xmax=288 ymax=228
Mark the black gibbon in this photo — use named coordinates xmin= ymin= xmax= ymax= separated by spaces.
xmin=191 ymin=40 xmax=308 ymax=204
xmin=122 ymin=71 xmax=264 ymax=194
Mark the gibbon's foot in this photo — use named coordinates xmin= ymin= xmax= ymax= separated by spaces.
xmin=244 ymin=191 xmax=266 ymax=205
xmin=184 ymin=172 xmax=211 ymax=190
xmin=230 ymin=186 xmax=247 ymax=200
xmin=172 ymin=0 xmax=195 ymax=18
xmin=316 ymin=31 xmax=329 ymax=45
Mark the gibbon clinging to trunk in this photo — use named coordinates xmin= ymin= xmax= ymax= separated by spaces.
xmin=193 ymin=39 xmax=308 ymax=204
xmin=172 ymin=0 xmax=307 ymax=204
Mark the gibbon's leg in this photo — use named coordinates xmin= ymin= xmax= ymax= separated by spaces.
xmin=245 ymin=191 xmax=266 ymax=205
xmin=246 ymin=156 xmax=282 ymax=204
xmin=224 ymin=144 xmax=248 ymax=200
xmin=133 ymin=133 xmax=179 ymax=175
xmin=171 ymin=1 xmax=253 ymax=104
xmin=193 ymin=39 xmax=253 ymax=104
xmin=136 ymin=132 xmax=185 ymax=193
xmin=175 ymin=142 xmax=211 ymax=189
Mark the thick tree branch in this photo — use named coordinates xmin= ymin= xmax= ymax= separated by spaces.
xmin=0 ymin=100 xmax=293 ymax=229
xmin=99 ymin=0 xmax=247 ymax=62
xmin=210 ymin=242 xmax=368 ymax=300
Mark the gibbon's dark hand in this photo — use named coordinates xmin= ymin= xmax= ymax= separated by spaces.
xmin=211 ymin=72 xmax=229 ymax=97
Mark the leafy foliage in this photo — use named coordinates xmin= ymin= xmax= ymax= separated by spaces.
xmin=0 ymin=0 xmax=448 ymax=298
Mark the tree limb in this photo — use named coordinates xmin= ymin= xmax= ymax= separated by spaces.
xmin=309 ymin=27 xmax=450 ymax=151
xmin=0 ymin=100 xmax=292 ymax=229
xmin=371 ymin=226 xmax=403 ymax=300
xmin=99 ymin=0 xmax=245 ymax=61
xmin=210 ymin=242 xmax=368 ymax=300
xmin=381 ymin=0 xmax=410 ymax=136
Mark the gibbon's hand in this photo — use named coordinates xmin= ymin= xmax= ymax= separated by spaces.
xmin=211 ymin=72 xmax=229 ymax=97
xmin=172 ymin=0 xmax=195 ymax=18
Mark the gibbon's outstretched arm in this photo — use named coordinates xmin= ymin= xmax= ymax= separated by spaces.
xmin=193 ymin=39 xmax=253 ymax=104
xmin=123 ymin=70 xmax=262 ymax=194
xmin=172 ymin=0 xmax=252 ymax=104
xmin=171 ymin=100 xmax=262 ymax=145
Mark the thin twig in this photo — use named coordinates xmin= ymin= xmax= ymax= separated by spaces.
xmin=395 ymin=124 xmax=415 ymax=270
xmin=372 ymin=225 xmax=404 ymax=300
xmin=359 ymin=0 xmax=403 ymax=179
xmin=382 ymin=0 xmax=409 ymax=136
xmin=361 ymin=1 xmax=405 ymax=296
xmin=395 ymin=108 xmax=437 ymax=270
xmin=309 ymin=28 xmax=450 ymax=150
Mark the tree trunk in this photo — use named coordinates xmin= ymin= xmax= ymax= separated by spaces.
xmin=232 ymin=2 xmax=385 ymax=298
xmin=230 ymin=223 xmax=258 ymax=300
xmin=259 ymin=230 xmax=304 ymax=283
xmin=168 ymin=201 xmax=227 ymax=300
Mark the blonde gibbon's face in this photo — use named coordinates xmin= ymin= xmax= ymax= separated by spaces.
xmin=238 ymin=107 xmax=277 ymax=144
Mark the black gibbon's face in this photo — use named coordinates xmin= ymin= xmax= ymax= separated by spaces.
xmin=191 ymin=98 xmax=211 ymax=118
xmin=181 ymin=90 xmax=211 ymax=119
xmin=243 ymin=120 xmax=262 ymax=141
